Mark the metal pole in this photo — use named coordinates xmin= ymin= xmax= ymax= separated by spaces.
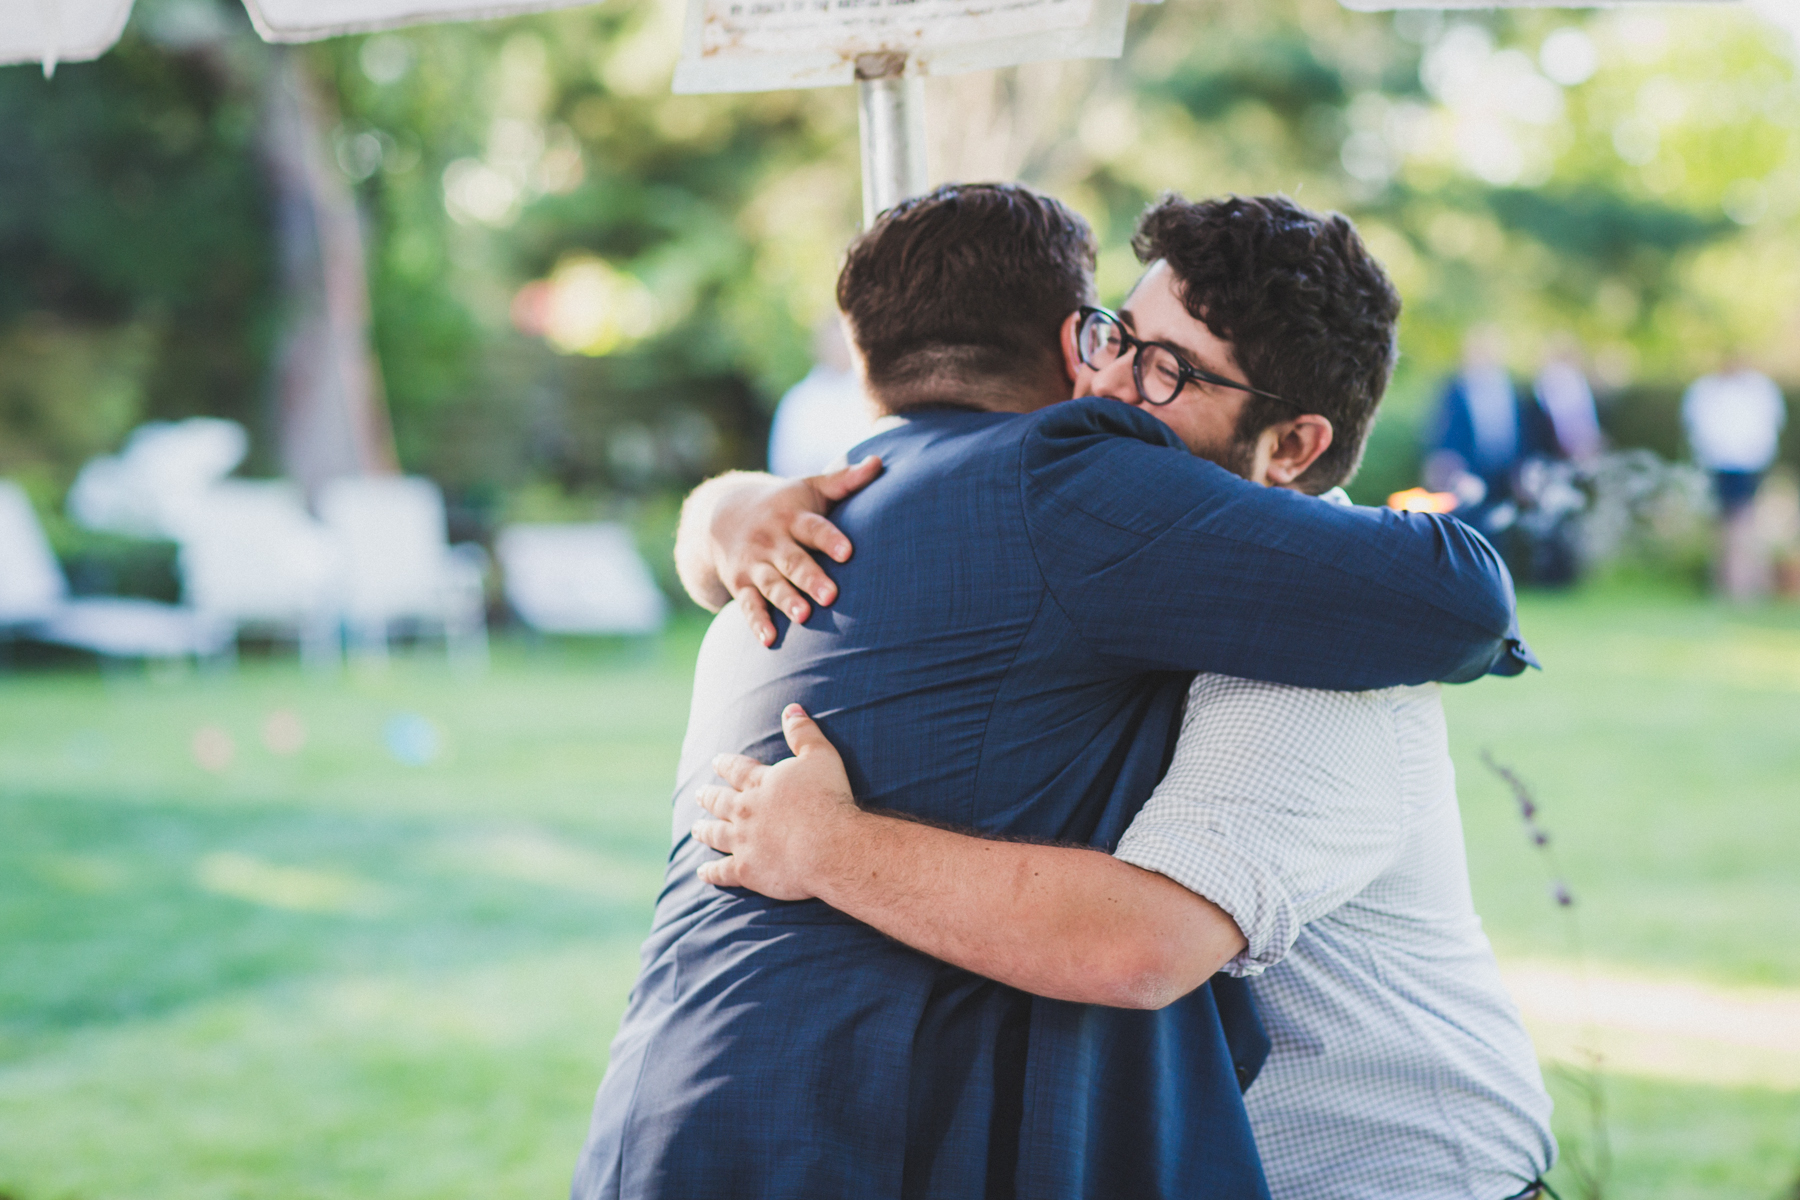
xmin=856 ymin=53 xmax=929 ymax=228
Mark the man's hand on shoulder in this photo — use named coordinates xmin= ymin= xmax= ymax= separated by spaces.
xmin=672 ymin=458 xmax=882 ymax=646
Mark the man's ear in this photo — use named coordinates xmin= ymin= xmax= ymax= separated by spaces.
xmin=1059 ymin=311 xmax=1082 ymax=386
xmin=1261 ymin=415 xmax=1334 ymax=488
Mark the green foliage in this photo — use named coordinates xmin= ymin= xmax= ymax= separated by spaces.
xmin=308 ymin=11 xmax=859 ymax=497
xmin=0 ymin=317 xmax=156 ymax=497
xmin=0 ymin=15 xmax=278 ymax=473
xmin=40 ymin=520 xmax=182 ymax=602
xmin=1600 ymin=383 xmax=1687 ymax=461
xmin=1484 ymin=186 xmax=1728 ymax=273
xmin=1152 ymin=31 xmax=1351 ymax=123
xmin=1 ymin=0 xmax=1796 ymax=516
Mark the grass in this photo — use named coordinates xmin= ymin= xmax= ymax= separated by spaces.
xmin=1445 ymin=583 xmax=1800 ymax=989
xmin=1439 ymin=583 xmax=1800 ymax=1199
xmin=0 ymin=628 xmax=706 ymax=1199
xmin=1 ymin=590 xmax=1798 ymax=1199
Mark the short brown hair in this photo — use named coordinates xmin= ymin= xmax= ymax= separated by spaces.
xmin=838 ymin=183 xmax=1096 ymax=412
xmin=1133 ymin=195 xmax=1401 ymax=492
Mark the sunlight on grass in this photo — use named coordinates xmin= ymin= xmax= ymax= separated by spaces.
xmin=425 ymin=828 xmax=663 ymax=902
xmin=1502 ymin=960 xmax=1800 ymax=1091
xmin=196 ymin=851 xmax=390 ymax=916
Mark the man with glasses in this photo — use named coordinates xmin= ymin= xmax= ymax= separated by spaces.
xmin=574 ymin=187 xmax=1542 ymax=1200
xmin=674 ymin=193 xmax=1556 ymax=1199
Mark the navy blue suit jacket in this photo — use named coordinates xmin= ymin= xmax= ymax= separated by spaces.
xmin=573 ymin=399 xmax=1531 ymax=1200
xmin=1428 ymin=373 xmax=1524 ymax=497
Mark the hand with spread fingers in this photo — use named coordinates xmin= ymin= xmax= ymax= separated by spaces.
xmin=709 ymin=457 xmax=883 ymax=647
xmin=692 ymin=704 xmax=863 ymax=901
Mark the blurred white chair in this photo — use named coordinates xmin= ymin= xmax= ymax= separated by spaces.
xmin=68 ymin=418 xmax=249 ymax=540
xmin=0 ymin=479 xmax=227 ymax=662
xmin=318 ymin=476 xmax=487 ymax=666
xmin=0 ymin=480 xmax=63 ymax=629
xmin=179 ymin=480 xmax=342 ymax=667
xmin=496 ymin=522 xmax=667 ymax=636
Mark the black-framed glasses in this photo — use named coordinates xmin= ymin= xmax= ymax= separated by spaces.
xmin=1075 ymin=306 xmax=1291 ymax=407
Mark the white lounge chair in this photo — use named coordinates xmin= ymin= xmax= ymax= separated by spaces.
xmin=0 ymin=479 xmax=227 ymax=663
xmin=178 ymin=480 xmax=344 ymax=667
xmin=496 ymin=522 xmax=667 ymax=636
xmin=67 ymin=418 xmax=249 ymax=540
xmin=317 ymin=476 xmax=487 ymax=665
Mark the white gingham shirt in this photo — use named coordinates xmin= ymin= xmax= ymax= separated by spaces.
xmin=1115 ymin=675 xmax=1557 ymax=1200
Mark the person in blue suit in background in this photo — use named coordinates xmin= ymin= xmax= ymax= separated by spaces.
xmin=571 ymin=186 xmax=1531 ymax=1200
xmin=1424 ymin=325 xmax=1524 ymax=537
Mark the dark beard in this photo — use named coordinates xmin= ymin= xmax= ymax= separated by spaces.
xmin=1195 ymin=434 xmax=1259 ymax=482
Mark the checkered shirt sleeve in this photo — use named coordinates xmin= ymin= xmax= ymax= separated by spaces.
xmin=1114 ymin=674 xmax=1410 ymax=976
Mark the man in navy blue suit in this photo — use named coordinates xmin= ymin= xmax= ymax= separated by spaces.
xmin=570 ymin=186 xmax=1532 ymax=1200
xmin=1424 ymin=325 xmax=1524 ymax=535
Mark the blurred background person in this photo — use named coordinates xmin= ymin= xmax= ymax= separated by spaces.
xmin=1495 ymin=334 xmax=1606 ymax=588
xmin=766 ymin=316 xmax=875 ymax=478
xmin=1532 ymin=334 xmax=1604 ymax=465
xmin=1423 ymin=325 xmax=1522 ymax=537
xmin=1683 ymin=351 xmax=1788 ymax=600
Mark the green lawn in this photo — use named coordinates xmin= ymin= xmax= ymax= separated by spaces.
xmin=2 ymin=591 xmax=1797 ymax=1199
xmin=1441 ymin=584 xmax=1800 ymax=1199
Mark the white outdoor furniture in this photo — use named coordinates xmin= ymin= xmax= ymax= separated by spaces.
xmin=179 ymin=480 xmax=343 ymax=667
xmin=496 ymin=522 xmax=667 ymax=636
xmin=0 ymin=479 xmax=227 ymax=662
xmin=317 ymin=476 xmax=488 ymax=665
xmin=67 ymin=418 xmax=249 ymax=540
xmin=0 ymin=481 xmax=63 ymax=629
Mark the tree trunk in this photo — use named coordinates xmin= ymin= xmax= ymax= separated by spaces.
xmin=259 ymin=48 xmax=397 ymax=501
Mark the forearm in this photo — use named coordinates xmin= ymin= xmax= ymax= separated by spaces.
xmin=812 ymin=812 xmax=1246 ymax=1009
xmin=674 ymin=471 xmax=783 ymax=611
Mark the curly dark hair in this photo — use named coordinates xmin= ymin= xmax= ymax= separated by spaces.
xmin=839 ymin=182 xmax=1096 ymax=412
xmin=1132 ymin=194 xmax=1401 ymax=492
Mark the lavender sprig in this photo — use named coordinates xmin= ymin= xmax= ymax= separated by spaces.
xmin=1482 ymin=750 xmax=1609 ymax=1199
xmin=1482 ymin=748 xmax=1574 ymax=907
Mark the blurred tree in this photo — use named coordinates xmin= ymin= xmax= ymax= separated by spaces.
xmin=1014 ymin=0 xmax=1799 ymax=499
xmin=1 ymin=0 xmax=1794 ymax=524
xmin=0 ymin=4 xmax=277 ymax=495
xmin=311 ymin=9 xmax=861 ymax=507
xmin=261 ymin=45 xmax=400 ymax=498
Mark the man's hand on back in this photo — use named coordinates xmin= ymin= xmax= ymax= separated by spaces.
xmin=672 ymin=458 xmax=881 ymax=646
xmin=691 ymin=705 xmax=1249 ymax=1010
xmin=693 ymin=704 xmax=866 ymax=899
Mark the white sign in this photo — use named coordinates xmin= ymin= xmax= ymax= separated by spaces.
xmin=243 ymin=0 xmax=597 ymax=42
xmin=701 ymin=0 xmax=1094 ymax=56
xmin=2 ymin=0 xmax=1746 ymax=74
xmin=0 ymin=0 xmax=131 ymax=71
xmin=674 ymin=0 xmax=1134 ymax=93
xmin=1342 ymin=0 xmax=1731 ymax=7
xmin=0 ymin=0 xmax=600 ymax=68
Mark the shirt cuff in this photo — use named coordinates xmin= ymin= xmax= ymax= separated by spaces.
xmin=1113 ymin=824 xmax=1301 ymax=978
xmin=1497 ymin=635 xmax=1540 ymax=675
